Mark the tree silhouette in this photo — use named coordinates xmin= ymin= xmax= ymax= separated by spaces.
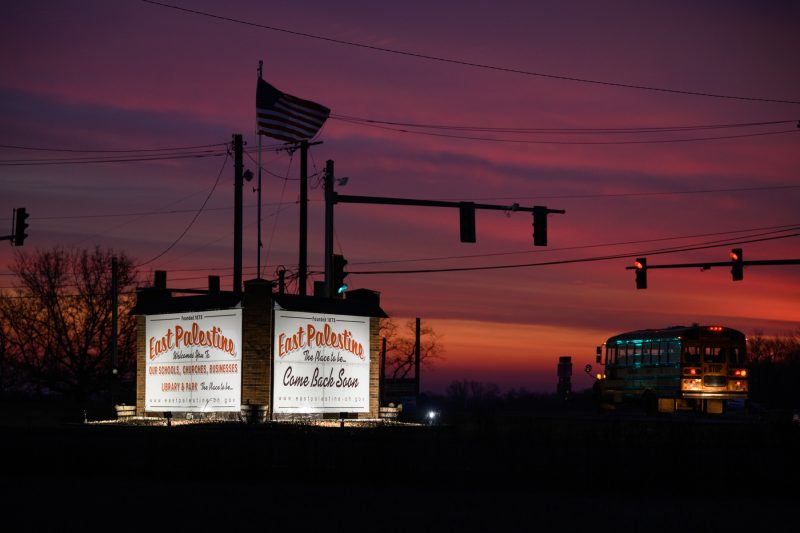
xmin=0 ymin=246 xmax=138 ymax=403
xmin=379 ymin=318 xmax=444 ymax=379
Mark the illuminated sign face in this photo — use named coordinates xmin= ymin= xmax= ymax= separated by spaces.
xmin=273 ymin=310 xmax=370 ymax=414
xmin=145 ymin=309 xmax=242 ymax=412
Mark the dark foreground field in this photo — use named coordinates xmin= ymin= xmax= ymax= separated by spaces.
xmin=2 ymin=409 xmax=798 ymax=532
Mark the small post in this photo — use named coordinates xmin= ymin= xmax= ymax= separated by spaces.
xmin=111 ymin=257 xmax=118 ymax=371
xmin=414 ymin=318 xmax=421 ymax=403
xmin=380 ymin=337 xmax=387 ymax=407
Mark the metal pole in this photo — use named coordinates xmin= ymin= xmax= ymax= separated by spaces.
xmin=257 ymin=61 xmax=263 ymax=279
xmin=324 ymin=160 xmax=334 ymax=298
xmin=380 ymin=336 xmax=387 ymax=407
xmin=298 ymin=140 xmax=308 ymax=295
xmin=111 ymin=256 xmax=118 ymax=374
xmin=233 ymin=134 xmax=243 ymax=294
xmin=414 ymin=317 xmax=421 ymax=401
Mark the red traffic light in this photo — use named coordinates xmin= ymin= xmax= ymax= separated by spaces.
xmin=730 ymin=248 xmax=743 ymax=281
xmin=634 ymin=257 xmax=647 ymax=289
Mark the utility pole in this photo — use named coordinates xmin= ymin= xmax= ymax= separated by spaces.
xmin=257 ymin=60 xmax=264 ymax=279
xmin=233 ymin=134 xmax=243 ymax=294
xmin=296 ymin=140 xmax=322 ymax=296
xmin=324 ymin=159 xmax=335 ymax=298
xmin=298 ymin=140 xmax=308 ymax=295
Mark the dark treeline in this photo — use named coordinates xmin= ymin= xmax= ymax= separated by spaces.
xmin=2 ymin=247 xmax=799 ymax=423
xmin=747 ymin=329 xmax=800 ymax=409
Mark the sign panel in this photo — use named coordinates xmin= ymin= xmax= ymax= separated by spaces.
xmin=145 ymin=309 xmax=242 ymax=412
xmin=273 ymin=310 xmax=371 ymax=413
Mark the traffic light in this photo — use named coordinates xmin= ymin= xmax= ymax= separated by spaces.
xmin=532 ymin=206 xmax=548 ymax=246
xmin=13 ymin=207 xmax=28 ymax=246
xmin=459 ymin=202 xmax=476 ymax=243
xmin=634 ymin=257 xmax=647 ymax=289
xmin=730 ymin=248 xmax=743 ymax=281
xmin=332 ymin=254 xmax=348 ymax=297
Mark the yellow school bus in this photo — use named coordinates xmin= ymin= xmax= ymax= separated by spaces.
xmin=594 ymin=325 xmax=748 ymax=414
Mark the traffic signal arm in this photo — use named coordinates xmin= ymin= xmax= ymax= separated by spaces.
xmin=334 ymin=192 xmax=565 ymax=246
xmin=625 ymin=252 xmax=800 ymax=289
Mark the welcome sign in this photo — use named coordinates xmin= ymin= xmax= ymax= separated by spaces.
xmin=145 ymin=309 xmax=242 ymax=412
xmin=273 ymin=310 xmax=371 ymax=413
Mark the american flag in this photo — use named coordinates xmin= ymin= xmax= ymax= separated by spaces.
xmin=256 ymin=78 xmax=330 ymax=143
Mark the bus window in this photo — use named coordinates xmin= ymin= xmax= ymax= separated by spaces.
xmin=606 ymin=346 xmax=615 ymax=365
xmin=631 ymin=344 xmax=642 ymax=366
xmin=666 ymin=341 xmax=680 ymax=364
xmin=650 ymin=342 xmax=659 ymax=364
xmin=684 ymin=345 xmax=701 ymax=364
xmin=704 ymin=346 xmax=725 ymax=363
xmin=642 ymin=342 xmax=651 ymax=365
xmin=729 ymin=347 xmax=746 ymax=365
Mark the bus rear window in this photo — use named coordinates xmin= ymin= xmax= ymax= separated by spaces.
xmin=728 ymin=347 xmax=746 ymax=365
xmin=684 ymin=345 xmax=701 ymax=364
xmin=704 ymin=346 xmax=726 ymax=363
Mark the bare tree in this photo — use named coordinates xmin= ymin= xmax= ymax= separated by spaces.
xmin=747 ymin=329 xmax=800 ymax=363
xmin=0 ymin=246 xmax=138 ymax=402
xmin=380 ymin=318 xmax=444 ymax=378
xmin=747 ymin=329 xmax=800 ymax=408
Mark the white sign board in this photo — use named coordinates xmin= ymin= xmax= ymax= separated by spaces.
xmin=145 ymin=309 xmax=242 ymax=412
xmin=273 ymin=310 xmax=371 ymax=413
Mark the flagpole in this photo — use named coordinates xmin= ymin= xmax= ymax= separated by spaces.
xmin=257 ymin=60 xmax=263 ymax=279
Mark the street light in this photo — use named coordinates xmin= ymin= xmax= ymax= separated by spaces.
xmin=427 ymin=410 xmax=438 ymax=425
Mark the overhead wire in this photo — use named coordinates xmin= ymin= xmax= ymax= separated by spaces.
xmin=346 ymin=232 xmax=800 ymax=275
xmin=348 ymin=223 xmax=800 ymax=266
xmin=0 ymin=141 xmax=228 ymax=153
xmin=332 ymin=115 xmax=799 ymax=145
xmin=331 ymin=116 xmax=798 ymax=134
xmin=0 ymin=148 xmax=229 ymax=166
xmin=140 ymin=0 xmax=800 ymax=105
xmin=136 ymin=151 xmax=230 ymax=267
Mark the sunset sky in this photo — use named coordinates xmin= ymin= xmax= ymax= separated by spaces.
xmin=2 ymin=0 xmax=799 ymax=393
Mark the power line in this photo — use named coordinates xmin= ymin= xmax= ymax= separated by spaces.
xmin=23 ymin=184 xmax=800 ymax=226
xmin=0 ymin=149 xmax=228 ymax=166
xmin=136 ymin=153 xmax=230 ymax=267
xmin=331 ymin=116 xmax=799 ymax=134
xmin=348 ymin=223 xmax=800 ymax=266
xmin=141 ymin=0 xmax=800 ymax=105
xmin=348 ymin=232 xmax=800 ymax=275
xmin=0 ymin=142 xmax=228 ymax=153
xmin=441 ymin=185 xmax=800 ymax=202
xmin=333 ymin=116 xmax=799 ymax=145
xmin=4 ymin=228 xmax=796 ymax=290
xmin=32 ymin=202 xmax=291 ymax=221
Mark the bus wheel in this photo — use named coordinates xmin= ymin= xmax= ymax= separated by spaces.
xmin=642 ymin=390 xmax=657 ymax=416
